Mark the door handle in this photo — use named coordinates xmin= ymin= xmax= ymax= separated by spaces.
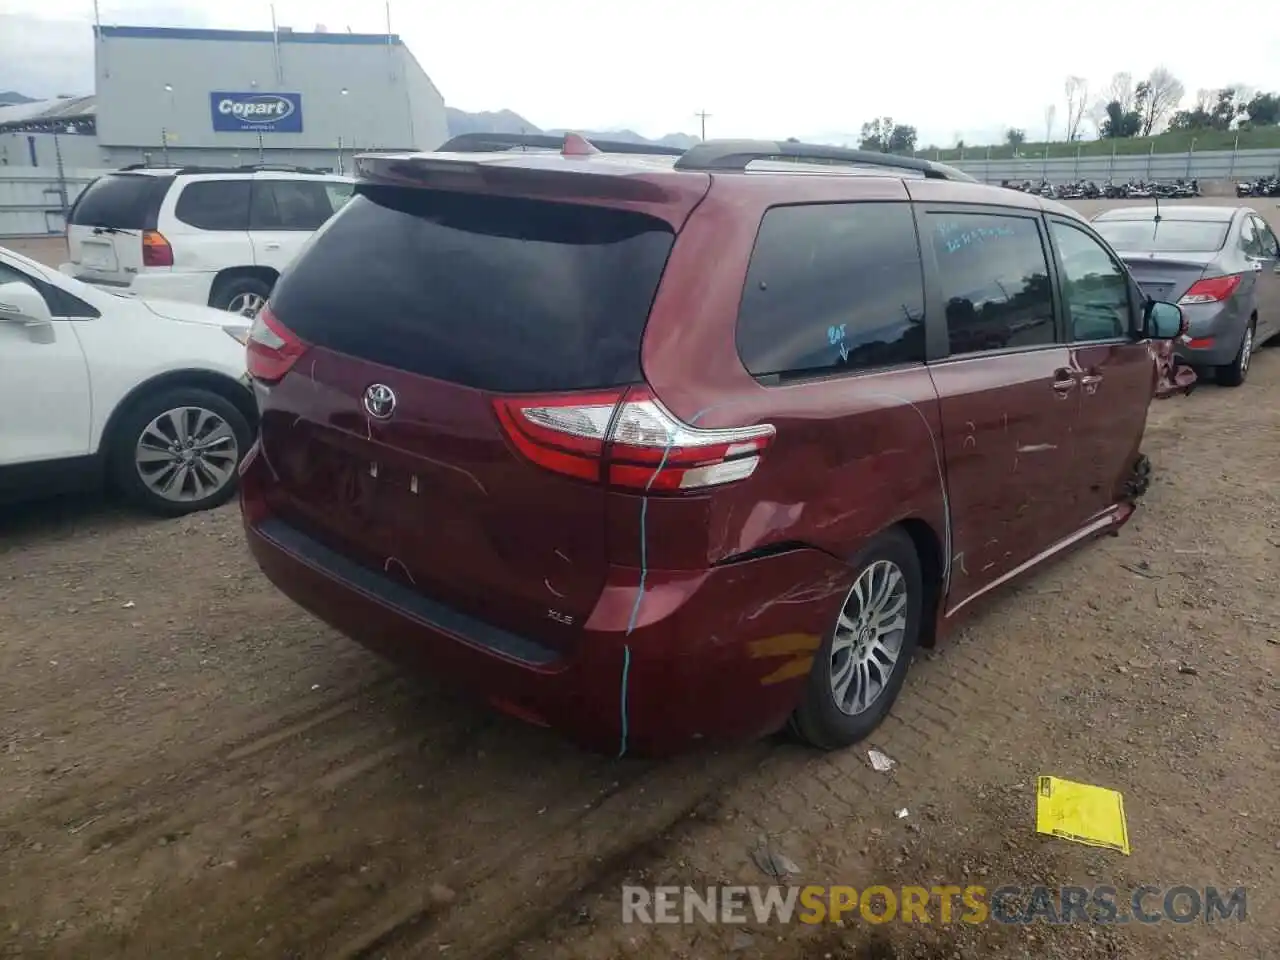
xmin=1052 ymin=368 xmax=1076 ymax=394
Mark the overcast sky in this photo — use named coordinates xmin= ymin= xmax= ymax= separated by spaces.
xmin=4 ymin=0 xmax=1280 ymax=146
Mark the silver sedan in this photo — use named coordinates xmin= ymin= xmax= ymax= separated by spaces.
xmin=1091 ymin=205 xmax=1280 ymax=386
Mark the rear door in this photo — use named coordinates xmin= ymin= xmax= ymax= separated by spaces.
xmin=248 ymin=177 xmax=337 ymax=275
xmin=66 ymin=172 xmax=172 ymax=286
xmin=1247 ymin=214 xmax=1280 ymax=342
xmin=167 ymin=177 xmax=254 ymax=276
xmin=918 ymin=206 xmax=1081 ymax=607
xmin=1046 ymin=216 xmax=1153 ymax=517
xmin=257 ymin=185 xmax=678 ymax=652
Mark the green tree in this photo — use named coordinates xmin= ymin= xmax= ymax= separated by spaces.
xmin=1245 ymin=92 xmax=1280 ymax=126
xmin=1100 ymin=100 xmax=1142 ymax=138
xmin=859 ymin=117 xmax=917 ymax=154
xmin=1005 ymin=127 xmax=1026 ymax=148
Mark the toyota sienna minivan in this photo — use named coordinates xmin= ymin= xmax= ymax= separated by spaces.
xmin=239 ymin=133 xmax=1188 ymax=757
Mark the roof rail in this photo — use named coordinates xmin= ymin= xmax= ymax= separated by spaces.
xmin=438 ymin=131 xmax=686 ymax=158
xmin=673 ymin=139 xmax=977 ymax=182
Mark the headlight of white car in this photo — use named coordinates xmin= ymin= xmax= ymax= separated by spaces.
xmin=223 ymin=325 xmax=250 ymax=345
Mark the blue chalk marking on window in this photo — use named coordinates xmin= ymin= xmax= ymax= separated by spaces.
xmin=827 ymin=323 xmax=847 ymax=345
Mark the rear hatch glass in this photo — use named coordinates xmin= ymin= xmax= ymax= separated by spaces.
xmin=261 ymin=186 xmax=676 ymax=651
xmin=67 ymin=173 xmax=172 ymax=280
xmin=1094 ymin=219 xmax=1226 ymax=302
xmin=269 ymin=186 xmax=675 ymax=391
xmin=1093 ymin=219 xmax=1229 ymax=253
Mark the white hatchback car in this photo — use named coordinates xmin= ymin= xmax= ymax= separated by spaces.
xmin=0 ymin=245 xmax=255 ymax=516
xmin=62 ymin=165 xmax=355 ymax=318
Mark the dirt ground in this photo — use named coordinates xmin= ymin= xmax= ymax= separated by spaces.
xmin=2 ymin=202 xmax=1279 ymax=959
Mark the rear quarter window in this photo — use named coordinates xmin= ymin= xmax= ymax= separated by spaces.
xmin=69 ymin=174 xmax=173 ymax=230
xmin=736 ymin=202 xmax=926 ymax=380
xmin=267 ymin=187 xmax=676 ymax=392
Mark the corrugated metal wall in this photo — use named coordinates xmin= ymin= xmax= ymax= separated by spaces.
xmin=92 ymin=26 xmax=448 ymax=158
xmin=0 ymin=167 xmax=96 ymax=237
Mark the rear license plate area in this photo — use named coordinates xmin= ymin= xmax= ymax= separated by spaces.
xmin=80 ymin=240 xmax=116 ymax=270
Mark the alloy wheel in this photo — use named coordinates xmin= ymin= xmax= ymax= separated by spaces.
xmin=829 ymin=559 xmax=909 ymax=716
xmin=226 ymin=291 xmax=266 ymax=318
xmin=134 ymin=405 xmax=240 ymax=503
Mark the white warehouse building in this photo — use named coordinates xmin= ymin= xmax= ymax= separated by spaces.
xmin=0 ymin=24 xmax=450 ymax=171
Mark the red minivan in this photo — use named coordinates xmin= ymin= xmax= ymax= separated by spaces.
xmin=239 ymin=134 xmax=1188 ymax=757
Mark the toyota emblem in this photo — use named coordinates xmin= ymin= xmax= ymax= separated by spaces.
xmin=363 ymin=383 xmax=396 ymax=419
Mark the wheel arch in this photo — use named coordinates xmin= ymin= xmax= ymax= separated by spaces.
xmin=100 ymin=369 xmax=259 ymax=466
xmin=895 ymin=516 xmax=944 ymax=648
xmin=209 ymin=266 xmax=279 ymax=307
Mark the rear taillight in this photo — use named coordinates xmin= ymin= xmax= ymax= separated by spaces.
xmin=141 ymin=229 xmax=173 ymax=267
xmin=246 ymin=305 xmax=307 ymax=383
xmin=1178 ymin=274 xmax=1241 ymax=305
xmin=493 ymin=386 xmax=774 ymax=492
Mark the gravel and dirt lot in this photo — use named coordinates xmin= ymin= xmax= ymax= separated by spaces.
xmin=2 ymin=201 xmax=1278 ymax=959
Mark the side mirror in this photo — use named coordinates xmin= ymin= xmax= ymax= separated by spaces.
xmin=0 ymin=281 xmax=53 ymax=326
xmin=1144 ymin=300 xmax=1186 ymax=340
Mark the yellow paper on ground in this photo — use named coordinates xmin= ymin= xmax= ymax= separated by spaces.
xmin=1035 ymin=776 xmax=1131 ymax=855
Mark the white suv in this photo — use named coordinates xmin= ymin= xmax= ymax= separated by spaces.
xmin=62 ymin=165 xmax=355 ymax=318
xmin=1 ymin=244 xmax=255 ymax=516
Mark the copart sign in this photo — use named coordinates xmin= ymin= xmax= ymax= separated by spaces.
xmin=210 ymin=92 xmax=303 ymax=133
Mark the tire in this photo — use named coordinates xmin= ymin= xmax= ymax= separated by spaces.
xmin=210 ymin=274 xmax=272 ymax=318
xmin=108 ymin=386 xmax=253 ymax=517
xmin=1216 ymin=319 xmax=1255 ymax=387
xmin=791 ymin=528 xmax=925 ymax=751
xmin=1122 ymin=453 xmax=1152 ymax=501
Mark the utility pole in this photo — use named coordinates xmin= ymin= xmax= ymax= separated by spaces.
xmin=694 ymin=110 xmax=711 ymax=141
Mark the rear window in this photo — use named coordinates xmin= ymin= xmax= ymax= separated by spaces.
xmin=736 ymin=202 xmax=926 ymax=380
xmin=175 ymin=180 xmax=251 ymax=231
xmin=69 ymin=174 xmax=172 ymax=229
xmin=1093 ymin=218 xmax=1230 ymax=253
xmin=268 ymin=187 xmax=675 ymax=392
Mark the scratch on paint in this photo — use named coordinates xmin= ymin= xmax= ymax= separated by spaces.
xmin=543 ymin=577 xmax=566 ymax=599
xmin=554 ymin=549 xmax=571 ymax=563
xmin=1016 ymin=443 xmax=1057 ymax=454
xmin=953 ymin=552 xmax=969 ymax=575
xmin=1003 ymin=412 xmax=1009 ymax=433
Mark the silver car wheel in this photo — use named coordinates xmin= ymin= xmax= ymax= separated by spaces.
xmin=134 ymin=406 xmax=240 ymax=503
xmin=1240 ymin=325 xmax=1254 ymax=376
xmin=829 ymin=559 xmax=908 ymax=716
xmin=226 ymin=291 xmax=266 ymax=318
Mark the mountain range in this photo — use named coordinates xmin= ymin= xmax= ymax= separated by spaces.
xmin=444 ymin=107 xmax=699 ymax=149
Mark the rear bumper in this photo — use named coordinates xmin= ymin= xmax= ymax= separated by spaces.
xmin=1173 ymin=303 xmax=1246 ymax=367
xmin=63 ymin=267 xmax=218 ymax=307
xmin=239 ymin=448 xmax=850 ymax=757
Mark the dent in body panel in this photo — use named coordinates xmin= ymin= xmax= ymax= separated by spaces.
xmin=625 ymin=379 xmax=951 ymax=638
